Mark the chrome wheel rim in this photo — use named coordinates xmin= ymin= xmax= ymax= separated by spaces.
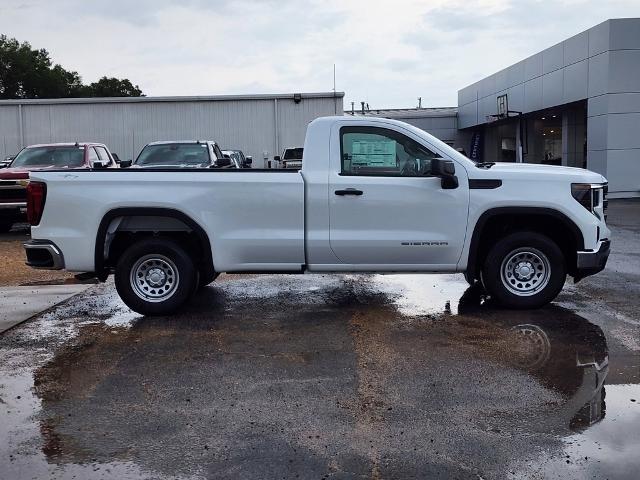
xmin=130 ymin=254 xmax=179 ymax=303
xmin=500 ymin=247 xmax=550 ymax=297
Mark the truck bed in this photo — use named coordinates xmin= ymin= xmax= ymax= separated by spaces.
xmin=29 ymin=169 xmax=306 ymax=273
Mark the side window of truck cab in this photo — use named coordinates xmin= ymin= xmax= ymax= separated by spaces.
xmin=340 ymin=126 xmax=441 ymax=177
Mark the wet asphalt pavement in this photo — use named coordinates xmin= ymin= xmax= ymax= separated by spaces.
xmin=1 ymin=201 xmax=639 ymax=479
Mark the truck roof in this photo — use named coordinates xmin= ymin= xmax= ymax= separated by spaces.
xmin=25 ymin=142 xmax=106 ymax=148
xmin=145 ymin=140 xmax=218 ymax=146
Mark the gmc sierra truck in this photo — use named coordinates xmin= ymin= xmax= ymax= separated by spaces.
xmin=23 ymin=116 xmax=610 ymax=315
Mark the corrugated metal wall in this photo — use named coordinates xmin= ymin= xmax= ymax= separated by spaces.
xmin=0 ymin=93 xmax=344 ymax=167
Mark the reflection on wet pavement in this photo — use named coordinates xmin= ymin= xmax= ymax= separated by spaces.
xmin=0 ymin=273 xmax=638 ymax=479
xmin=510 ymin=383 xmax=640 ymax=479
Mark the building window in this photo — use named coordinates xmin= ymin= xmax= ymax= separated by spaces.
xmin=501 ymin=137 xmax=517 ymax=162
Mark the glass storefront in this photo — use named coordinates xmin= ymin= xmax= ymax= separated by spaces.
xmin=481 ymin=100 xmax=587 ymax=167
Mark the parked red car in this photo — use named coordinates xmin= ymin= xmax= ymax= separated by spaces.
xmin=0 ymin=142 xmax=118 ymax=232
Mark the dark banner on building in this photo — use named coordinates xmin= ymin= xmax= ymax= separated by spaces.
xmin=469 ymin=131 xmax=483 ymax=162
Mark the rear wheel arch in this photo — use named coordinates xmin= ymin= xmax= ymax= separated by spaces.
xmin=466 ymin=207 xmax=585 ymax=282
xmin=95 ymin=207 xmax=214 ymax=282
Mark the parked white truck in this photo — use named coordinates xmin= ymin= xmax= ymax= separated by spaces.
xmin=24 ymin=116 xmax=610 ymax=315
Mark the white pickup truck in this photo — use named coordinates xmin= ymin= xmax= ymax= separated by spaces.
xmin=24 ymin=116 xmax=611 ymax=315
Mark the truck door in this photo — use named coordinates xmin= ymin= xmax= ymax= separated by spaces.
xmin=328 ymin=124 xmax=469 ymax=268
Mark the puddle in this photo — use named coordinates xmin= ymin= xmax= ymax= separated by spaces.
xmin=509 ymin=384 xmax=640 ymax=479
xmin=371 ymin=273 xmax=470 ymax=316
xmin=1 ymin=367 xmax=196 ymax=480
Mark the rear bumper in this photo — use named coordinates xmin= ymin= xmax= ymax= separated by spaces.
xmin=0 ymin=202 xmax=26 ymax=208
xmin=0 ymin=202 xmax=26 ymax=214
xmin=23 ymin=240 xmax=65 ymax=270
xmin=0 ymin=203 xmax=26 ymax=225
xmin=575 ymin=240 xmax=610 ymax=281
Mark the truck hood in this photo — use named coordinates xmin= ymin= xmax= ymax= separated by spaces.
xmin=475 ymin=163 xmax=607 ymax=183
xmin=132 ymin=164 xmax=211 ymax=169
xmin=0 ymin=167 xmax=34 ymax=180
xmin=0 ymin=164 xmax=82 ymax=180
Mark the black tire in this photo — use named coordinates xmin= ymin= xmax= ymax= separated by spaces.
xmin=481 ymin=231 xmax=566 ymax=309
xmin=197 ymin=271 xmax=219 ymax=289
xmin=463 ymin=271 xmax=476 ymax=285
xmin=114 ymin=238 xmax=196 ymax=315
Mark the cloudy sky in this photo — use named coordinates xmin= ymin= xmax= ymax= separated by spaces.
xmin=1 ymin=0 xmax=639 ymax=108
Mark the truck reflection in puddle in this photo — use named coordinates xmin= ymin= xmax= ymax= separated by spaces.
xmin=457 ymin=283 xmax=609 ymax=432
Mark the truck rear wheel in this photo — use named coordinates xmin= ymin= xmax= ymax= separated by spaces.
xmin=481 ymin=232 xmax=566 ymax=309
xmin=115 ymin=238 xmax=196 ymax=315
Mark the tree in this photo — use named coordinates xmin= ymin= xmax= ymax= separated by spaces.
xmin=0 ymin=35 xmax=143 ymax=99
xmin=85 ymin=77 xmax=143 ymax=97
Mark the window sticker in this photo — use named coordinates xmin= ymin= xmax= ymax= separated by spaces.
xmin=351 ymin=139 xmax=396 ymax=167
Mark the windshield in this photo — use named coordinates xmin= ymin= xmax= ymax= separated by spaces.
xmin=283 ymin=148 xmax=303 ymax=160
xmin=11 ymin=146 xmax=85 ymax=168
xmin=135 ymin=144 xmax=211 ymax=166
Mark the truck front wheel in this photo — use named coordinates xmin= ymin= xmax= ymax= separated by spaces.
xmin=115 ymin=238 xmax=196 ymax=315
xmin=481 ymin=232 xmax=566 ymax=309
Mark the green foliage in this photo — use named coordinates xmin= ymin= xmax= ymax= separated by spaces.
xmin=85 ymin=77 xmax=143 ymax=97
xmin=0 ymin=35 xmax=143 ymax=99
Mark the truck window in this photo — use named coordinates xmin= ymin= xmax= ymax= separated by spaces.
xmin=283 ymin=148 xmax=303 ymax=160
xmin=10 ymin=146 xmax=85 ymax=168
xmin=87 ymin=147 xmax=100 ymax=166
xmin=136 ymin=144 xmax=210 ymax=166
xmin=340 ymin=126 xmax=440 ymax=177
xmin=94 ymin=146 xmax=112 ymax=165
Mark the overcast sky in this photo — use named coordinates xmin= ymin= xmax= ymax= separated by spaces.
xmin=1 ymin=0 xmax=639 ymax=108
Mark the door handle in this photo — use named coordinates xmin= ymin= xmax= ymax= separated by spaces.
xmin=335 ymin=188 xmax=363 ymax=196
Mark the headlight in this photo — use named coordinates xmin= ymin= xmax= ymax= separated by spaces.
xmin=572 ymin=183 xmax=607 ymax=220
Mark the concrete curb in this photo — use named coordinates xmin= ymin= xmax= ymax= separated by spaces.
xmin=0 ymin=284 xmax=90 ymax=333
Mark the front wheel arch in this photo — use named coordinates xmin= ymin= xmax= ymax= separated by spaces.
xmin=465 ymin=208 xmax=584 ymax=282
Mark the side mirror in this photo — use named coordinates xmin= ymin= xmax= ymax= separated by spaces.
xmin=431 ymin=158 xmax=459 ymax=189
xmin=274 ymin=155 xmax=281 ymax=162
xmin=112 ymin=153 xmax=121 ymax=164
xmin=214 ymin=157 xmax=232 ymax=168
xmin=245 ymin=156 xmax=253 ymax=166
xmin=120 ymin=159 xmax=132 ymax=168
